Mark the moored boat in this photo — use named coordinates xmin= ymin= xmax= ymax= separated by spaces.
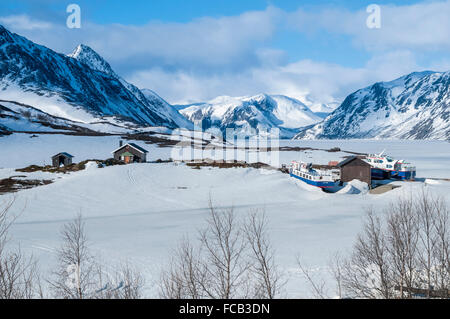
xmin=363 ymin=151 xmax=416 ymax=180
xmin=289 ymin=161 xmax=341 ymax=188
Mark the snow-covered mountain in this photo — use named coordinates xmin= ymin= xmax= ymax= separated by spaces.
xmin=295 ymin=71 xmax=450 ymax=140
xmin=0 ymin=25 xmax=191 ymax=132
xmin=179 ymin=94 xmax=322 ymax=138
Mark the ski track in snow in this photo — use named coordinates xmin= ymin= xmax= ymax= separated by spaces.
xmin=1 ymin=135 xmax=450 ymax=297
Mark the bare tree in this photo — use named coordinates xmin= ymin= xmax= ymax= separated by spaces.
xmin=329 ymin=252 xmax=344 ymax=299
xmin=244 ymin=211 xmax=284 ymax=299
xmin=430 ymin=194 xmax=450 ymax=296
xmin=340 ymin=210 xmax=393 ymax=299
xmin=336 ymin=191 xmax=449 ymax=299
xmin=198 ymin=203 xmax=249 ymax=299
xmin=297 ymin=257 xmax=328 ymax=299
xmin=160 ymin=201 xmax=283 ymax=299
xmin=386 ymin=197 xmax=419 ymax=298
xmin=0 ymin=198 xmax=42 ymax=299
xmin=49 ymin=213 xmax=97 ymax=299
xmin=50 ymin=214 xmax=146 ymax=299
xmin=160 ymin=237 xmax=203 ymax=299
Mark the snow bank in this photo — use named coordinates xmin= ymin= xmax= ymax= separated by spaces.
xmin=337 ymin=179 xmax=369 ymax=195
xmin=425 ymin=178 xmax=441 ymax=185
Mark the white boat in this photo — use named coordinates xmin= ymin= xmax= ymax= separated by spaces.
xmin=363 ymin=150 xmax=416 ymax=180
xmin=289 ymin=161 xmax=341 ymax=188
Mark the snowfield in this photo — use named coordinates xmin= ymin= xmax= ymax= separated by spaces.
xmin=0 ymin=135 xmax=450 ymax=297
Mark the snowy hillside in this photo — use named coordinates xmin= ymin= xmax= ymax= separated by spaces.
xmin=295 ymin=71 xmax=450 ymax=140
xmin=0 ymin=25 xmax=191 ymax=131
xmin=0 ymin=100 xmax=136 ymax=134
xmin=179 ymin=94 xmax=321 ymax=138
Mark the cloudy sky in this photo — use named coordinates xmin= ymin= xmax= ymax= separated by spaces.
xmin=1 ymin=0 xmax=449 ymax=105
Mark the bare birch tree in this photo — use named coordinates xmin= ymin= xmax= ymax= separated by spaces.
xmin=49 ymin=213 xmax=96 ymax=299
xmin=334 ymin=191 xmax=449 ymax=299
xmin=160 ymin=202 xmax=283 ymax=299
xmin=244 ymin=211 xmax=284 ymax=299
xmin=0 ymin=198 xmax=42 ymax=299
xmin=50 ymin=214 xmax=145 ymax=299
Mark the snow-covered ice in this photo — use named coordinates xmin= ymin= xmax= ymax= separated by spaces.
xmin=0 ymin=135 xmax=449 ymax=297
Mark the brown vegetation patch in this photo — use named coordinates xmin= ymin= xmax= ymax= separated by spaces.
xmin=122 ymin=133 xmax=180 ymax=148
xmin=16 ymin=159 xmax=125 ymax=174
xmin=185 ymin=161 xmax=271 ymax=170
xmin=0 ymin=177 xmax=52 ymax=195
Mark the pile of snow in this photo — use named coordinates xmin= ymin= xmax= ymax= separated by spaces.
xmin=84 ymin=161 xmax=99 ymax=171
xmin=425 ymin=178 xmax=441 ymax=185
xmin=337 ymin=179 xmax=369 ymax=195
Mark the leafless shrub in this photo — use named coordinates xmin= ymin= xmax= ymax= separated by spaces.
xmin=49 ymin=213 xmax=96 ymax=299
xmin=160 ymin=237 xmax=203 ymax=299
xmin=334 ymin=190 xmax=449 ymax=299
xmin=329 ymin=252 xmax=344 ymax=299
xmin=244 ymin=211 xmax=284 ymax=299
xmin=297 ymin=257 xmax=328 ymax=299
xmin=49 ymin=214 xmax=145 ymax=299
xmin=0 ymin=198 xmax=43 ymax=299
xmin=160 ymin=201 xmax=284 ymax=299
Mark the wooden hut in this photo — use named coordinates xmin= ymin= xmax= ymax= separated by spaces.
xmin=337 ymin=156 xmax=372 ymax=186
xmin=112 ymin=142 xmax=148 ymax=164
xmin=52 ymin=152 xmax=74 ymax=167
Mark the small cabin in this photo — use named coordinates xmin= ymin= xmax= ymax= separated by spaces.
xmin=112 ymin=142 xmax=148 ymax=164
xmin=337 ymin=156 xmax=372 ymax=186
xmin=52 ymin=152 xmax=74 ymax=167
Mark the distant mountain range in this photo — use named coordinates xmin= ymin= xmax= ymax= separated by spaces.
xmin=1 ymin=25 xmax=449 ymax=140
xmin=178 ymin=94 xmax=322 ymax=138
xmin=294 ymin=71 xmax=450 ymax=140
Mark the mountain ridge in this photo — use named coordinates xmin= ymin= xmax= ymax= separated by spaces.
xmin=0 ymin=25 xmax=191 ymax=131
xmin=294 ymin=70 xmax=450 ymax=140
xmin=179 ymin=93 xmax=322 ymax=138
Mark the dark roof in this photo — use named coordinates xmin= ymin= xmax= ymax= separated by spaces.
xmin=337 ymin=156 xmax=370 ymax=167
xmin=112 ymin=143 xmax=148 ymax=154
xmin=128 ymin=143 xmax=149 ymax=153
xmin=52 ymin=152 xmax=74 ymax=159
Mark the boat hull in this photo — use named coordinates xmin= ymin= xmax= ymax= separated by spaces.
xmin=392 ymin=170 xmax=416 ymax=180
xmin=290 ymin=173 xmax=338 ymax=188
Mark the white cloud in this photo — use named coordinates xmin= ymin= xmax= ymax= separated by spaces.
xmin=287 ymin=1 xmax=450 ymax=52
xmin=1 ymin=2 xmax=449 ymax=105
xmin=128 ymin=50 xmax=424 ymax=105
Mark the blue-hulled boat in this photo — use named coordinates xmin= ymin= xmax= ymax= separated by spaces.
xmin=289 ymin=161 xmax=341 ymax=188
xmin=363 ymin=151 xmax=416 ymax=180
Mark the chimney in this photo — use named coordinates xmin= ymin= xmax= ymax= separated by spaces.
xmin=119 ymin=140 xmax=123 ymax=147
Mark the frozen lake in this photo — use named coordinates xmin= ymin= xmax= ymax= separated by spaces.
xmin=1 ymin=134 xmax=449 ymax=297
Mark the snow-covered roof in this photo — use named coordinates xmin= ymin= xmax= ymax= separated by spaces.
xmin=111 ymin=143 xmax=148 ymax=155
